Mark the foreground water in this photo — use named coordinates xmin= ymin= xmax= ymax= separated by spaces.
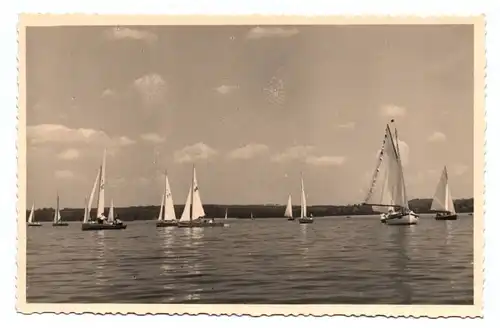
xmin=26 ymin=215 xmax=473 ymax=304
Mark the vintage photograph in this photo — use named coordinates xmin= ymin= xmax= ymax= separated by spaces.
xmin=17 ymin=15 xmax=484 ymax=317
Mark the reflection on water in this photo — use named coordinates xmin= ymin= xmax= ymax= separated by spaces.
xmin=27 ymin=216 xmax=474 ymax=304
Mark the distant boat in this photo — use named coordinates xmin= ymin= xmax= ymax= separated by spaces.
xmin=224 ymin=208 xmax=228 ymax=220
xmin=298 ymin=173 xmax=314 ymax=224
xmin=178 ymin=165 xmax=224 ymax=228
xmin=52 ymin=192 xmax=68 ymax=227
xmin=284 ymin=194 xmax=295 ymax=221
xmin=27 ymin=203 xmax=42 ymax=227
xmin=251 ymin=212 xmax=255 ymax=220
xmin=363 ymin=120 xmax=418 ymax=225
xmin=82 ymin=149 xmax=126 ymax=231
xmin=431 ymin=166 xmax=458 ymax=220
xmin=157 ymin=171 xmax=178 ymax=227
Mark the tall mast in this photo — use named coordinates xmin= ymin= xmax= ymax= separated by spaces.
xmin=189 ymin=164 xmax=195 ymax=223
xmin=95 ymin=165 xmax=102 ymax=217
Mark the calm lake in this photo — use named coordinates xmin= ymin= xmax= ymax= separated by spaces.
xmin=26 ymin=215 xmax=474 ymax=304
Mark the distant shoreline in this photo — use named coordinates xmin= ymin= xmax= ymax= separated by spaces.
xmin=26 ymin=198 xmax=473 ymax=222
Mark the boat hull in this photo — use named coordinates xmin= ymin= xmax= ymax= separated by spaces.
xmin=156 ymin=220 xmax=178 ymax=227
xmin=27 ymin=222 xmax=42 ymax=227
xmin=52 ymin=222 xmax=69 ymax=227
xmin=385 ymin=213 xmax=419 ymax=225
xmin=298 ymin=217 xmax=314 ymax=224
xmin=287 ymin=217 xmax=295 ymax=221
xmin=435 ymin=213 xmax=458 ymax=220
xmin=81 ymin=223 xmax=127 ymax=231
xmin=177 ymin=221 xmax=225 ymax=228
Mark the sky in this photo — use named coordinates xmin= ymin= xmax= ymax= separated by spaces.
xmin=25 ymin=24 xmax=474 ymax=208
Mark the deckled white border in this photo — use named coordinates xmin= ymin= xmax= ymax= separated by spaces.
xmin=2 ymin=0 xmax=499 ymax=327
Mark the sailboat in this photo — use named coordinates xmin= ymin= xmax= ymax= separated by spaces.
xmin=178 ymin=165 xmax=224 ymax=228
xmin=251 ymin=212 xmax=255 ymax=220
xmin=224 ymin=208 xmax=228 ymax=220
xmin=284 ymin=194 xmax=295 ymax=221
xmin=52 ymin=193 xmax=68 ymax=226
xmin=82 ymin=150 xmax=126 ymax=231
xmin=27 ymin=203 xmax=42 ymax=227
xmin=362 ymin=120 xmax=419 ymax=225
xmin=431 ymin=166 xmax=458 ymax=220
xmin=298 ymin=173 xmax=314 ymax=224
xmin=378 ymin=205 xmax=397 ymax=223
xmin=157 ymin=171 xmax=178 ymax=227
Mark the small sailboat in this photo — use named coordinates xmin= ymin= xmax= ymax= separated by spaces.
xmin=251 ymin=212 xmax=255 ymax=220
xmin=82 ymin=150 xmax=126 ymax=231
xmin=284 ymin=194 xmax=295 ymax=221
xmin=298 ymin=173 xmax=314 ymax=224
xmin=363 ymin=120 xmax=419 ymax=225
xmin=431 ymin=166 xmax=458 ymax=220
xmin=52 ymin=193 xmax=68 ymax=226
xmin=178 ymin=165 xmax=224 ymax=228
xmin=224 ymin=208 xmax=228 ymax=220
xmin=157 ymin=171 xmax=178 ymax=227
xmin=27 ymin=203 xmax=42 ymax=227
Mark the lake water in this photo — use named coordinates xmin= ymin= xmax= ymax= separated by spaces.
xmin=26 ymin=215 xmax=474 ymax=304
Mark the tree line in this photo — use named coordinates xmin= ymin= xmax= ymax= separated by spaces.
xmin=25 ymin=198 xmax=474 ymax=222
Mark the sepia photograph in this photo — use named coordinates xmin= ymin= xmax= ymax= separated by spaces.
xmin=16 ymin=15 xmax=485 ymax=317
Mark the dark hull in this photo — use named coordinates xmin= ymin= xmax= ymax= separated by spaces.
xmin=287 ymin=217 xmax=295 ymax=221
xmin=52 ymin=222 xmax=69 ymax=227
xmin=435 ymin=213 xmax=458 ymax=220
xmin=156 ymin=221 xmax=178 ymax=227
xmin=177 ymin=221 xmax=225 ymax=228
xmin=298 ymin=217 xmax=314 ymax=224
xmin=27 ymin=222 xmax=42 ymax=227
xmin=81 ymin=223 xmax=127 ymax=231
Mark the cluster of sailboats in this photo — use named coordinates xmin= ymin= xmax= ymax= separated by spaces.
xmin=363 ymin=120 xmax=460 ymax=225
xmin=26 ymin=120 xmax=464 ymax=229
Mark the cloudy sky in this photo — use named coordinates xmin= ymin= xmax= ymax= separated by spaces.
xmin=26 ymin=24 xmax=474 ymax=208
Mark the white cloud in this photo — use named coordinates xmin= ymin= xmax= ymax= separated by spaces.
xmin=54 ymin=170 xmax=75 ymax=180
xmin=104 ymin=27 xmax=157 ymax=43
xmin=140 ymin=133 xmax=166 ymax=144
xmin=380 ymin=105 xmax=407 ymax=117
xmin=427 ymin=131 xmax=447 ymax=142
xmin=271 ymin=146 xmax=315 ymax=163
xmin=215 ymin=85 xmax=239 ymax=95
xmin=27 ymin=124 xmax=136 ymax=149
xmin=228 ymin=143 xmax=269 ymax=160
xmin=452 ymin=164 xmax=468 ymax=176
xmin=305 ymin=156 xmax=346 ymax=166
xmin=133 ymin=73 xmax=166 ymax=105
xmin=247 ymin=27 xmax=299 ymax=39
xmin=337 ymin=122 xmax=356 ymax=129
xmin=57 ymin=148 xmax=80 ymax=160
xmin=101 ymin=88 xmax=116 ymax=98
xmin=174 ymin=142 xmax=217 ymax=163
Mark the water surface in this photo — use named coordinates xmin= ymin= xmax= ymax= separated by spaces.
xmin=27 ymin=215 xmax=474 ymax=304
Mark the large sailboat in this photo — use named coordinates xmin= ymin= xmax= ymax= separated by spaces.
xmin=82 ymin=150 xmax=126 ymax=231
xmin=27 ymin=202 xmax=42 ymax=227
xmin=284 ymin=194 xmax=295 ymax=221
xmin=52 ymin=192 xmax=68 ymax=226
xmin=363 ymin=120 xmax=419 ymax=225
xmin=177 ymin=165 xmax=224 ymax=228
xmin=157 ymin=171 xmax=178 ymax=227
xmin=298 ymin=173 xmax=314 ymax=224
xmin=431 ymin=166 xmax=458 ymax=220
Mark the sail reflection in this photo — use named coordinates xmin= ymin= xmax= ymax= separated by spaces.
xmin=387 ymin=227 xmax=413 ymax=303
xmin=179 ymin=227 xmax=205 ymax=301
xmin=445 ymin=220 xmax=454 ymax=246
xmin=160 ymin=228 xmax=175 ymax=276
xmin=92 ymin=230 xmax=105 ymax=285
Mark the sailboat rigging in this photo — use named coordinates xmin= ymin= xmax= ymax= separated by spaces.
xmin=157 ymin=170 xmax=179 ymax=227
xmin=298 ymin=173 xmax=314 ymax=224
xmin=52 ymin=192 xmax=68 ymax=226
xmin=431 ymin=166 xmax=458 ymax=220
xmin=362 ymin=120 xmax=419 ymax=225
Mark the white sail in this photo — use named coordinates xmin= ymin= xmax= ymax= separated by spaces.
xmin=85 ymin=169 xmax=100 ymax=223
xmin=364 ymin=124 xmax=407 ymax=210
xmin=96 ymin=149 xmax=107 ymax=218
xmin=225 ymin=208 xmax=228 ymax=220
xmin=163 ymin=172 xmax=177 ymax=222
xmin=108 ymin=199 xmax=114 ymax=222
xmin=28 ymin=203 xmax=35 ymax=223
xmin=53 ymin=193 xmax=61 ymax=223
xmin=300 ymin=175 xmax=307 ymax=218
xmin=431 ymin=166 xmax=456 ymax=214
xmin=191 ymin=167 xmax=205 ymax=220
xmin=157 ymin=194 xmax=165 ymax=221
xmin=284 ymin=195 xmax=293 ymax=218
xmin=83 ymin=197 xmax=89 ymax=222
xmin=179 ymin=188 xmax=192 ymax=222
